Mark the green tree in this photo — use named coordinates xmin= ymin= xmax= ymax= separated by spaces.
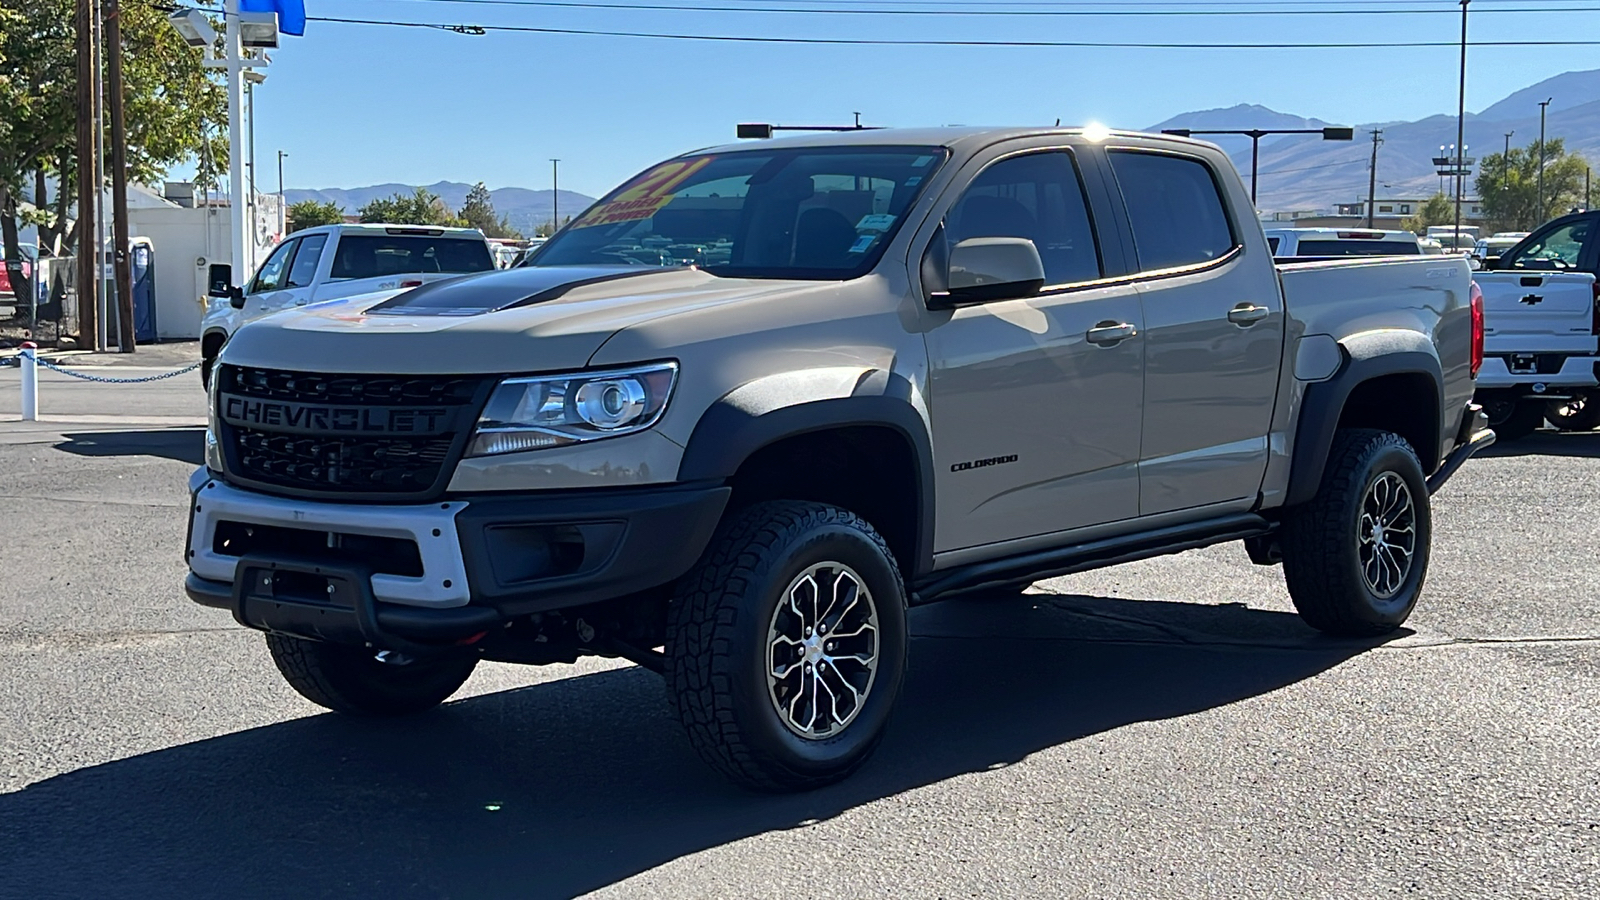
xmin=287 ymin=199 xmax=345 ymax=232
xmin=459 ymin=182 xmax=521 ymax=239
xmin=0 ymin=1 xmax=225 ymax=302
xmin=1401 ymin=192 xmax=1456 ymax=234
xmin=1476 ymin=139 xmax=1593 ymax=233
xmin=358 ymin=187 xmax=464 ymax=226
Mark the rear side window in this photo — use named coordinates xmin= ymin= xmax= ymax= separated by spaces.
xmin=946 ymin=151 xmax=1101 ymax=286
xmin=329 ymin=236 xmax=495 ymax=281
xmin=285 ymin=234 xmax=329 ymax=288
xmin=1108 ymin=151 xmax=1236 ymax=272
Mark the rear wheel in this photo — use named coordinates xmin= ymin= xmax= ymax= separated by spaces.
xmin=1481 ymin=394 xmax=1544 ymax=441
xmin=1281 ymin=429 xmax=1431 ymax=636
xmin=266 ymin=634 xmax=477 ymax=716
xmin=666 ymin=501 xmax=908 ymax=792
xmin=1546 ymin=389 xmax=1600 ymax=432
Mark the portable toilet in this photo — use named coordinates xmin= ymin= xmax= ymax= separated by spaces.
xmin=130 ymin=237 xmax=156 ymax=342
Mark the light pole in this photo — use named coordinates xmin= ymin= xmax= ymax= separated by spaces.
xmin=1538 ymin=97 xmax=1553 ymax=224
xmin=1503 ymin=131 xmax=1513 ymax=197
xmin=277 ymin=150 xmax=288 ymax=234
xmin=1159 ymin=126 xmax=1355 ymax=206
xmin=551 ymin=159 xmax=561 ymax=234
xmin=1453 ymin=0 xmax=1468 ymax=245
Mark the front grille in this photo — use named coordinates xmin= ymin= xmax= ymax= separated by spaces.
xmin=217 ymin=365 xmax=492 ymax=500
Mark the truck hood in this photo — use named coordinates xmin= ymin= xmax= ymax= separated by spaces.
xmin=219 ymin=266 xmax=815 ymax=374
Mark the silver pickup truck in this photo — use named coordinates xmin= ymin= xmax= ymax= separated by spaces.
xmin=185 ymin=127 xmax=1492 ymax=791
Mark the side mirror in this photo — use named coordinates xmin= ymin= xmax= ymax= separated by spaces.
xmin=928 ymin=237 xmax=1046 ymax=309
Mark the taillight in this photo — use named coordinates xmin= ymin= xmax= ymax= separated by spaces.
xmin=1470 ymin=281 xmax=1485 ymax=378
xmin=1592 ymin=281 xmax=1600 ymax=335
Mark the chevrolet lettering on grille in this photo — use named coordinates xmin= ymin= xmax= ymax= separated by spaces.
xmin=221 ymin=395 xmax=453 ymax=435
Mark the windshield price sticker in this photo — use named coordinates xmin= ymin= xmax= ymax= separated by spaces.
xmin=573 ymin=156 xmax=715 ymax=229
xmin=856 ymin=213 xmax=897 ymax=232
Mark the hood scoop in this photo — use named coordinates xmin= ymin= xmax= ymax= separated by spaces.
xmin=364 ymin=265 xmax=685 ymax=317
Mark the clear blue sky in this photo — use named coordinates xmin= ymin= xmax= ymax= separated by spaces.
xmin=232 ymin=0 xmax=1600 ymax=198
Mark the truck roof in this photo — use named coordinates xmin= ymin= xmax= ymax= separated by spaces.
xmin=290 ymin=223 xmax=487 ymax=237
xmin=1264 ymin=227 xmax=1418 ymax=241
xmin=693 ymin=125 xmax=1200 ymax=156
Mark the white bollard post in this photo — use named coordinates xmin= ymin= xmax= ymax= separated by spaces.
xmin=20 ymin=340 xmax=38 ymax=421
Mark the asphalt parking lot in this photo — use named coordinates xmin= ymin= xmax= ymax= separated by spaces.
xmin=1 ymin=363 xmax=1596 ymax=898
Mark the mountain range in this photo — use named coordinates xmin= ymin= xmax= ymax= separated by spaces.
xmin=1150 ymin=68 xmax=1600 ymax=213
xmin=282 ymin=69 xmax=1600 ymax=224
xmin=282 ymin=182 xmax=597 ymax=237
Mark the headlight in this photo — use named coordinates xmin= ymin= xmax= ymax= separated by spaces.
xmin=205 ymin=367 xmax=224 ymax=473
xmin=468 ymin=362 xmax=678 ymax=457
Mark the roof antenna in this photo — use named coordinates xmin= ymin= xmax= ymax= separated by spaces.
xmin=1055 ymin=118 xmax=1061 ymax=126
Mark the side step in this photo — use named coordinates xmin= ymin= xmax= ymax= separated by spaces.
xmin=911 ymin=513 xmax=1273 ymax=604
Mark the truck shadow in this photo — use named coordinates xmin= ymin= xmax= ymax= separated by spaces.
xmin=53 ymin=428 xmax=205 ymax=465
xmin=1477 ymin=429 xmax=1600 ymax=459
xmin=0 ymin=593 xmax=1391 ymax=900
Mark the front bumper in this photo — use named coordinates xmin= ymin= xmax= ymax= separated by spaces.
xmin=185 ymin=471 xmax=730 ymax=646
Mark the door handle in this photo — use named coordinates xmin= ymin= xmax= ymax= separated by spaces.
xmin=1086 ymin=321 xmax=1137 ymax=345
xmin=1227 ymin=303 xmax=1270 ymax=325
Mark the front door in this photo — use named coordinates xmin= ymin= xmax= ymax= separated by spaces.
xmin=1105 ymin=149 xmax=1284 ymax=515
xmin=925 ymin=149 xmax=1146 ymax=552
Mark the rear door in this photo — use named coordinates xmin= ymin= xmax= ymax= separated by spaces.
xmin=1478 ymin=216 xmax=1598 ymax=356
xmin=1106 ymin=148 xmax=1285 ymax=516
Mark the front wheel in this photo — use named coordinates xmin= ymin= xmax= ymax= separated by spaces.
xmin=1546 ymin=389 xmax=1600 ymax=432
xmin=1280 ymin=429 xmax=1432 ymax=636
xmin=266 ymin=634 xmax=478 ymax=716
xmin=666 ymin=501 xmax=908 ymax=792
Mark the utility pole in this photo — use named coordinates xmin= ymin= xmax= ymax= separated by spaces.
xmin=551 ymin=158 xmax=561 ymax=233
xmin=106 ymin=0 xmax=135 ymax=352
xmin=224 ymin=0 xmax=249 ymax=294
xmin=75 ymin=0 xmax=99 ymax=348
xmin=1538 ymin=97 xmax=1552 ymax=224
xmin=1503 ymin=131 xmax=1513 ymax=196
xmin=1453 ymin=0 xmax=1469 ymax=246
xmin=1366 ymin=129 xmax=1382 ymax=228
xmin=277 ymin=150 xmax=287 ymax=234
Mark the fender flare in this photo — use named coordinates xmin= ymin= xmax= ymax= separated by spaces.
xmin=678 ymin=381 xmax=936 ymax=576
xmin=1285 ymin=334 xmax=1443 ymax=507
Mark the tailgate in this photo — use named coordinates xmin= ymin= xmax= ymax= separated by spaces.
xmin=1476 ymin=271 xmax=1597 ymax=355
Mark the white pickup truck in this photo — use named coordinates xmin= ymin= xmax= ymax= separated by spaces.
xmin=200 ymin=224 xmax=496 ymax=386
xmin=1471 ymin=211 xmax=1600 ymax=439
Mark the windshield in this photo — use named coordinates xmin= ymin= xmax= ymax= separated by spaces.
xmin=528 ymin=146 xmax=947 ymax=279
xmin=328 ymin=235 xmax=494 ymax=281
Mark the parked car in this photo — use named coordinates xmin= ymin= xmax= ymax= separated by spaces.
xmin=187 ymin=127 xmax=1491 ymax=791
xmin=1471 ymin=211 xmax=1600 ymax=438
xmin=1264 ymin=227 xmax=1421 ymax=257
xmin=1469 ymin=233 xmax=1531 ymax=270
xmin=199 ymin=224 xmax=496 ymax=386
xmin=0 ymin=242 xmax=38 ymax=301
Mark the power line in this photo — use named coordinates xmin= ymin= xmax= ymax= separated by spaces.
xmin=291 ymin=13 xmax=1600 ymax=46
xmin=390 ymin=0 xmax=1600 ymax=16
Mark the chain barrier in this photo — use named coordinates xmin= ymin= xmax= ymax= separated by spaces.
xmin=15 ymin=348 xmax=203 ymax=383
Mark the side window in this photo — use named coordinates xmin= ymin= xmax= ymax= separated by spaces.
xmin=1108 ymin=151 xmax=1236 ymax=272
xmin=249 ymin=239 xmax=298 ymax=294
xmin=1267 ymin=236 xmax=1281 ymax=254
xmin=285 ymin=234 xmax=329 ymax=288
xmin=946 ymin=151 xmax=1102 ymax=286
xmin=1505 ymin=221 xmax=1591 ymax=270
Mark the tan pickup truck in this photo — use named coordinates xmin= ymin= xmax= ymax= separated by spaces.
xmin=185 ymin=127 xmax=1492 ymax=791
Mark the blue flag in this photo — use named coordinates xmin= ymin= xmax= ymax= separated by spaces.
xmin=240 ymin=0 xmax=306 ymax=37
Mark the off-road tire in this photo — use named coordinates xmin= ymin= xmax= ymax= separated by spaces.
xmin=265 ymin=634 xmax=477 ymax=716
xmin=1482 ymin=395 xmax=1544 ymax=441
xmin=1281 ymin=429 xmax=1432 ymax=636
xmin=666 ymin=500 xmax=909 ymax=792
xmin=1546 ymin=390 xmax=1600 ymax=432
